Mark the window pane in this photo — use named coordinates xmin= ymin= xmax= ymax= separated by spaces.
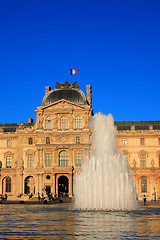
xmin=7 ymin=140 xmax=11 ymax=147
xmin=76 ymin=137 xmax=80 ymax=144
xmin=122 ymin=138 xmax=127 ymax=145
xmin=141 ymin=177 xmax=147 ymax=193
xmin=46 ymin=117 xmax=52 ymax=129
xmin=45 ymin=153 xmax=51 ymax=167
xmin=28 ymin=154 xmax=33 ymax=167
xmin=46 ymin=137 xmax=50 ymax=144
xmin=140 ymin=155 xmax=146 ymax=167
xmin=59 ymin=151 xmax=68 ymax=166
xmin=140 ymin=138 xmax=145 ymax=145
xmin=60 ymin=116 xmax=67 ymax=129
xmin=6 ymin=177 xmax=11 ymax=192
xmin=75 ymin=116 xmax=82 ymax=129
xmin=6 ymin=156 xmax=12 ymax=168
xmin=28 ymin=138 xmax=33 ymax=145
xmin=76 ymin=153 xmax=81 ymax=166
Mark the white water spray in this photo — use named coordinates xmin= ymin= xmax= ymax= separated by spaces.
xmin=74 ymin=112 xmax=138 ymax=210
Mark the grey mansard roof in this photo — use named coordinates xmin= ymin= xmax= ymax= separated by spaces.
xmin=0 ymin=123 xmax=34 ymax=132
xmin=42 ymin=81 xmax=87 ymax=106
xmin=115 ymin=121 xmax=160 ymax=130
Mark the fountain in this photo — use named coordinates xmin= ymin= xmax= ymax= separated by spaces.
xmin=74 ymin=112 xmax=138 ymax=210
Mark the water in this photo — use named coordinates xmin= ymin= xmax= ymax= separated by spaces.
xmin=0 ymin=203 xmax=160 ymax=239
xmin=74 ymin=113 xmax=138 ymax=210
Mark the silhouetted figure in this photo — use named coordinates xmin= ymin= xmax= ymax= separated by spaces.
xmin=5 ymin=194 xmax=7 ymax=200
xmin=143 ymin=195 xmax=146 ymax=205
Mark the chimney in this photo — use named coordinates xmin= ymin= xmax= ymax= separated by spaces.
xmin=86 ymin=85 xmax=92 ymax=107
xmin=28 ymin=118 xmax=34 ymax=123
xmin=45 ymin=86 xmax=51 ymax=95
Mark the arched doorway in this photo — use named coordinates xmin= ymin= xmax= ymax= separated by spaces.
xmin=58 ymin=176 xmax=68 ymax=197
xmin=24 ymin=176 xmax=35 ymax=195
xmin=2 ymin=176 xmax=11 ymax=194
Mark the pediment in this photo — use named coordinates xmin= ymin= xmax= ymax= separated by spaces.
xmin=40 ymin=99 xmax=88 ymax=111
xmin=4 ymin=151 xmax=14 ymax=157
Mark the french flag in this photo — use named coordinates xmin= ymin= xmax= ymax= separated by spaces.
xmin=70 ymin=69 xmax=78 ymax=75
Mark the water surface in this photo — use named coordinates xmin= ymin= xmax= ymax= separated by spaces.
xmin=0 ymin=203 xmax=159 ymax=239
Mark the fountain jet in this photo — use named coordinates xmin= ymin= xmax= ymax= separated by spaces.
xmin=74 ymin=112 xmax=138 ymax=210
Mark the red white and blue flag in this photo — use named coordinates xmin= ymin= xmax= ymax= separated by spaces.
xmin=70 ymin=69 xmax=78 ymax=75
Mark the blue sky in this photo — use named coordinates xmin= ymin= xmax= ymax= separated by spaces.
xmin=0 ymin=0 xmax=160 ymax=123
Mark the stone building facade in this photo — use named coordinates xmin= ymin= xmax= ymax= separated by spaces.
xmin=0 ymin=80 xmax=160 ymax=201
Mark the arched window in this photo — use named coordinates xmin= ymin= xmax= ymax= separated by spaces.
xmin=60 ymin=116 xmax=67 ymax=129
xmin=6 ymin=156 xmax=12 ymax=168
xmin=28 ymin=138 xmax=33 ymax=145
xmin=27 ymin=154 xmax=33 ymax=167
xmin=140 ymin=154 xmax=146 ymax=167
xmin=45 ymin=116 xmax=52 ymax=129
xmin=46 ymin=137 xmax=50 ymax=144
xmin=75 ymin=116 xmax=82 ymax=129
xmin=141 ymin=177 xmax=147 ymax=193
xmin=59 ymin=151 xmax=68 ymax=166
xmin=6 ymin=177 xmax=11 ymax=192
xmin=45 ymin=153 xmax=51 ymax=167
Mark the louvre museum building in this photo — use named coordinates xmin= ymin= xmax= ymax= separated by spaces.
xmin=0 ymin=80 xmax=160 ymax=201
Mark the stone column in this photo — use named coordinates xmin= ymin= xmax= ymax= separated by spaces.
xmin=0 ymin=174 xmax=2 ymax=194
xmin=39 ymin=174 xmax=43 ymax=194
xmin=52 ymin=173 xmax=56 ymax=195
xmin=37 ymin=149 xmax=40 ymax=167
xmin=40 ymin=149 xmax=43 ymax=167
xmin=69 ymin=174 xmax=73 ymax=197
xmin=37 ymin=174 xmax=40 ymax=194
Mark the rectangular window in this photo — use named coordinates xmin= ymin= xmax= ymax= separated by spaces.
xmin=6 ymin=156 xmax=12 ymax=168
xmin=60 ymin=116 xmax=67 ymax=129
xmin=122 ymin=138 xmax=127 ymax=146
xmin=159 ymin=155 xmax=160 ymax=167
xmin=7 ymin=140 xmax=11 ymax=147
xmin=76 ymin=137 xmax=80 ymax=144
xmin=141 ymin=177 xmax=147 ymax=193
xmin=159 ymin=138 xmax=160 ymax=145
xmin=75 ymin=116 xmax=82 ymax=129
xmin=46 ymin=137 xmax=50 ymax=144
xmin=140 ymin=138 xmax=145 ymax=145
xmin=45 ymin=153 xmax=51 ymax=167
xmin=76 ymin=153 xmax=81 ymax=167
xmin=28 ymin=138 xmax=33 ymax=145
xmin=140 ymin=154 xmax=146 ymax=168
xmin=27 ymin=154 xmax=33 ymax=167
xmin=45 ymin=117 xmax=52 ymax=129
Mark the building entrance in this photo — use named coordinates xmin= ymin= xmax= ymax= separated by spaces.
xmin=58 ymin=176 xmax=68 ymax=197
xmin=24 ymin=176 xmax=35 ymax=194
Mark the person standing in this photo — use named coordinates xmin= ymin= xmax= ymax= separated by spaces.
xmin=143 ymin=195 xmax=146 ymax=205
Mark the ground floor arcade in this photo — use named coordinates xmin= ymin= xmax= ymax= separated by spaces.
xmin=0 ymin=167 xmax=75 ymax=197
